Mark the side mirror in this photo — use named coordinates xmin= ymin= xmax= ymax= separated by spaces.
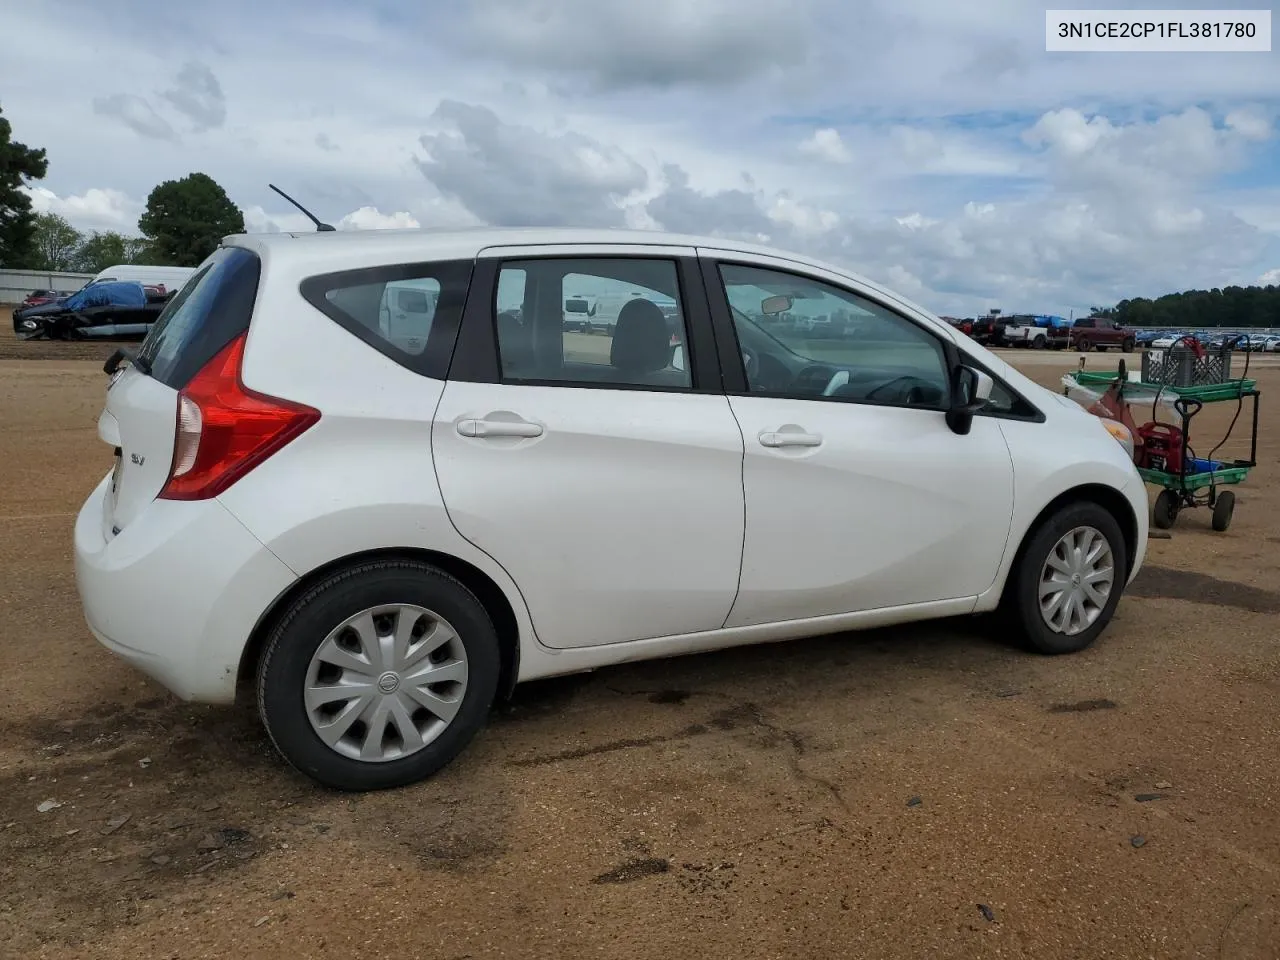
xmin=945 ymin=364 xmax=993 ymax=436
xmin=670 ymin=342 xmax=686 ymax=372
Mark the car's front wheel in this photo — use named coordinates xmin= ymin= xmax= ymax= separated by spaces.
xmin=1007 ymin=502 xmax=1128 ymax=655
xmin=257 ymin=560 xmax=501 ymax=791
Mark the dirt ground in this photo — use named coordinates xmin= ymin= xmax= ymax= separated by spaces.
xmin=2 ymin=311 xmax=1280 ymax=960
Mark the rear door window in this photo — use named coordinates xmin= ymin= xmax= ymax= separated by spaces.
xmin=136 ymin=245 xmax=261 ymax=390
xmin=300 ymin=260 xmax=473 ymax=380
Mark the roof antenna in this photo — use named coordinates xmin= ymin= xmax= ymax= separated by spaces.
xmin=268 ymin=183 xmax=336 ymax=232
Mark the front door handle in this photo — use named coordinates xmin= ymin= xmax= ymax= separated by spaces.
xmin=457 ymin=418 xmax=544 ymax=439
xmin=759 ymin=429 xmax=823 ymax=448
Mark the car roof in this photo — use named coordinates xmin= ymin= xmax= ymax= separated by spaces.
xmin=224 ymin=225 xmax=885 ymax=290
xmin=226 ymin=225 xmax=805 ymax=258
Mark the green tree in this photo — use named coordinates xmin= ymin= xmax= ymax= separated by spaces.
xmin=74 ymin=230 xmax=148 ymax=273
xmin=0 ymin=103 xmax=49 ymax=268
xmin=1107 ymin=286 xmax=1280 ymax=329
xmin=137 ymin=172 xmax=244 ymax=266
xmin=31 ymin=212 xmax=82 ymax=270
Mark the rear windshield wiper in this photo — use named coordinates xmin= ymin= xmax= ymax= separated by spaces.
xmin=104 ymin=347 xmax=150 ymax=376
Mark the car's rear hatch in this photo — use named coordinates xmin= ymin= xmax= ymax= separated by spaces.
xmin=99 ymin=245 xmax=262 ymax=538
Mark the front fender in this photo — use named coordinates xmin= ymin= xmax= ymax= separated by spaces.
xmin=978 ymin=413 xmax=1147 ymax=608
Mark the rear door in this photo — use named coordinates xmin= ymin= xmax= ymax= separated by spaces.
xmin=99 ymin=245 xmax=260 ymax=536
xmin=432 ymin=245 xmax=746 ymax=650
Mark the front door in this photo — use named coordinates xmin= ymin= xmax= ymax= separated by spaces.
xmin=702 ymin=254 xmax=1017 ymax=627
xmin=432 ymin=247 xmax=746 ymax=649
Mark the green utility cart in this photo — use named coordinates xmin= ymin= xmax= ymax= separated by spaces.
xmin=1063 ymin=367 xmax=1259 ymax=532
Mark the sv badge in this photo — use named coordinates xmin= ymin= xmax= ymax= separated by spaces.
xmin=131 ymin=453 xmax=145 ymax=466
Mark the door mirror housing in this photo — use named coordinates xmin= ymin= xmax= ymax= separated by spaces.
xmin=669 ymin=342 xmax=686 ymax=372
xmin=946 ymin=364 xmax=994 ymax=435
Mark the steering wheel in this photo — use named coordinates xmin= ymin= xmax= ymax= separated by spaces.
xmin=865 ymin=375 xmax=929 ymax=404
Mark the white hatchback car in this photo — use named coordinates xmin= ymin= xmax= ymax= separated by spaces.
xmin=75 ymin=228 xmax=1148 ymax=790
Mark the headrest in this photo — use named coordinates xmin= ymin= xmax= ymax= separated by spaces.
xmin=610 ymin=299 xmax=670 ymax=374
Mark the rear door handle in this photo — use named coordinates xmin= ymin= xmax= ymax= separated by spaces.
xmin=759 ymin=429 xmax=823 ymax=448
xmin=457 ymin=418 xmax=544 ymax=439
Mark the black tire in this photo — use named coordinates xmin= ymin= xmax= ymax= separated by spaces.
xmin=1212 ymin=490 xmax=1235 ymax=532
xmin=257 ymin=560 xmax=501 ymax=791
xmin=1152 ymin=490 xmax=1179 ymax=530
xmin=1122 ymin=338 xmax=1135 ymax=353
xmin=1033 ymin=335 xmax=1047 ymax=349
xmin=1077 ymin=337 xmax=1091 ymax=352
xmin=1007 ymin=501 xmax=1128 ymax=655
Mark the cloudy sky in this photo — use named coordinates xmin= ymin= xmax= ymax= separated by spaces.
xmin=4 ymin=0 xmax=1280 ymax=316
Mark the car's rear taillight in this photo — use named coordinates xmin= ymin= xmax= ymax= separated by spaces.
xmin=158 ymin=333 xmax=319 ymax=501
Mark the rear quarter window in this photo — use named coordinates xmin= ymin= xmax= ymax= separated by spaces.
xmin=136 ymin=245 xmax=261 ymax=390
xmin=299 ymin=259 xmax=473 ymax=379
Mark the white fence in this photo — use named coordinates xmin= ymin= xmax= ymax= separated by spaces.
xmin=0 ymin=269 xmax=95 ymax=305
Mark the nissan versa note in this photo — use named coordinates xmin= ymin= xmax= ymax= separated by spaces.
xmin=74 ymin=227 xmax=1148 ymax=790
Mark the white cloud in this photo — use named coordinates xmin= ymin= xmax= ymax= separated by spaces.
xmin=416 ymin=100 xmax=648 ymax=227
xmin=338 ymin=207 xmax=420 ymax=230
xmin=22 ymin=186 xmax=141 ymax=233
xmin=1226 ymin=108 xmax=1272 ymax=141
xmin=1259 ymin=268 xmax=1280 ymax=286
xmin=896 ymin=213 xmax=938 ymax=230
xmin=799 ymin=128 xmax=851 ymax=163
xmin=243 ymin=204 xmax=423 ymax=233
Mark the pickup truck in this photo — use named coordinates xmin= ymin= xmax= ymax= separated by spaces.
xmin=1001 ymin=314 xmax=1072 ymax=349
xmin=969 ymin=315 xmax=1006 ymax=346
xmin=1069 ymin=316 xmax=1137 ymax=353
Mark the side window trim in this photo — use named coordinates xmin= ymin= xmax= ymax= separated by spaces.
xmin=951 ymin=353 xmax=1046 ymax=422
xmin=703 ymin=255 xmax=1044 ymax=421
xmin=299 ymin=258 xmax=474 ymax=381
xmin=447 ymin=252 xmax=722 ymax=394
xmin=704 ymin=257 xmax=953 ymax=412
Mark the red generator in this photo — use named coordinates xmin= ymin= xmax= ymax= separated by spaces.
xmin=1136 ymin=422 xmax=1183 ymax=474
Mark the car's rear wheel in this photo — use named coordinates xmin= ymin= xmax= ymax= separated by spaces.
xmin=1007 ymin=502 xmax=1127 ymax=655
xmin=257 ymin=560 xmax=501 ymax=791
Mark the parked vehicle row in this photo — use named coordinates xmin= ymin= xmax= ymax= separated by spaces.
xmin=954 ymin=314 xmax=1280 ymax=354
xmin=1144 ymin=330 xmax=1280 ymax=352
xmin=963 ymin=313 xmax=1133 ymax=352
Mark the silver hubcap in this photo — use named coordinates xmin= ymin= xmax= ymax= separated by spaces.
xmin=1039 ymin=526 xmax=1115 ymax=636
xmin=304 ymin=604 xmax=468 ymax=763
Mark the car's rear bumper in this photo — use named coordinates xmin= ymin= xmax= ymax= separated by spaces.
xmin=74 ymin=471 xmax=297 ymax=703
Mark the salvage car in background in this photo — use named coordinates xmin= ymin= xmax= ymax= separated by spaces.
xmin=12 ymin=280 xmax=175 ymax=340
xmin=21 ymin=289 xmax=65 ymax=308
